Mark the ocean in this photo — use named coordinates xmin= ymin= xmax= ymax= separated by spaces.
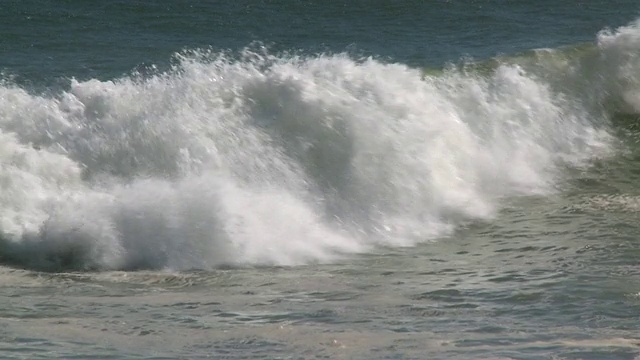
xmin=1 ymin=1 xmax=640 ymax=359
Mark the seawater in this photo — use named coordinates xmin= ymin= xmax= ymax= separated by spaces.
xmin=1 ymin=1 xmax=640 ymax=359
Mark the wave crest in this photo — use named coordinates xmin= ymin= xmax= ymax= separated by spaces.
xmin=2 ymin=22 xmax=633 ymax=270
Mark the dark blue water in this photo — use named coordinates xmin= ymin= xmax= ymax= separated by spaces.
xmin=1 ymin=1 xmax=636 ymax=84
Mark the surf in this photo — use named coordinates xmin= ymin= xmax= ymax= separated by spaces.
xmin=4 ymin=19 xmax=640 ymax=272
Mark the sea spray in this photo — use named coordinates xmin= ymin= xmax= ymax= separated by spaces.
xmin=0 ymin=41 xmax=622 ymax=270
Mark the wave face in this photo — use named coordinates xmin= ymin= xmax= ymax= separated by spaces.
xmin=4 ymin=19 xmax=640 ymax=271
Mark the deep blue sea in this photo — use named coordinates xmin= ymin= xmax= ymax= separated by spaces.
xmin=2 ymin=1 xmax=640 ymax=359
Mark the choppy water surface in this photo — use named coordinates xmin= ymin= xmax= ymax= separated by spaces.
xmin=2 ymin=195 xmax=640 ymax=360
xmin=3 ymin=161 xmax=640 ymax=359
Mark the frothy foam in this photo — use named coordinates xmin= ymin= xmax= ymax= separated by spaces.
xmin=597 ymin=19 xmax=640 ymax=113
xmin=2 ymin=23 xmax=632 ymax=271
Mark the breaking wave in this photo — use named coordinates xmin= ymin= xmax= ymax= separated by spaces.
xmin=3 ymin=19 xmax=640 ymax=271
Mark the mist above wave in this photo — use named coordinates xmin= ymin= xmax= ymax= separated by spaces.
xmin=4 ymin=18 xmax=638 ymax=271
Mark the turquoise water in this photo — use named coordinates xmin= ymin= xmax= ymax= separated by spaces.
xmin=2 ymin=2 xmax=640 ymax=359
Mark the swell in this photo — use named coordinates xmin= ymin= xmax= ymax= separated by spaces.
xmin=3 ymin=19 xmax=640 ymax=272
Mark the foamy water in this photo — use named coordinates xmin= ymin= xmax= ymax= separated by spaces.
xmin=3 ymin=3 xmax=640 ymax=359
xmin=2 ymin=37 xmax=628 ymax=271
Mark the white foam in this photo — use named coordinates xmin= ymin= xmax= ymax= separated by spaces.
xmin=597 ymin=19 xmax=640 ymax=113
xmin=0 ymin=44 xmax=616 ymax=270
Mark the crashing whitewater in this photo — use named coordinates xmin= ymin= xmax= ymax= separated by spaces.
xmin=3 ymin=19 xmax=640 ymax=271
